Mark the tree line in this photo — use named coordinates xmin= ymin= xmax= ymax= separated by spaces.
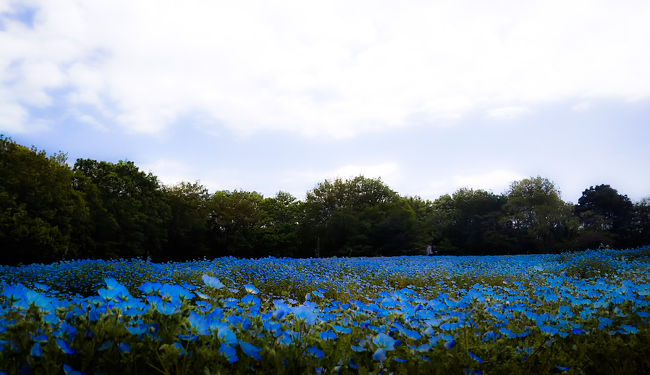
xmin=1 ymin=136 xmax=649 ymax=265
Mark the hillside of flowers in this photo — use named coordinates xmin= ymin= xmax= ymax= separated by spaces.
xmin=1 ymin=247 xmax=650 ymax=374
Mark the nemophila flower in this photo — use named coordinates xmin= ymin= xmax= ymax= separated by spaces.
xmin=63 ymin=364 xmax=84 ymax=375
xmin=373 ymin=348 xmax=387 ymax=362
xmin=292 ymin=305 xmax=317 ymax=325
xmin=373 ymin=333 xmax=397 ymax=350
xmin=349 ymin=360 xmax=359 ymax=370
xmin=351 ymin=345 xmax=366 ymax=352
xmin=308 ymin=346 xmax=325 ymax=359
xmin=240 ymin=341 xmax=262 ymax=360
xmin=320 ymin=330 xmax=337 ymax=340
xmin=556 ymin=366 xmax=570 ymax=371
xmin=598 ymin=317 xmax=614 ymax=330
xmin=173 ymin=342 xmax=188 ymax=356
xmin=139 ymin=282 xmax=162 ymax=295
xmin=118 ymin=342 xmax=131 ymax=353
xmin=445 ymin=340 xmax=456 ymax=350
xmin=620 ymin=324 xmax=639 ymax=334
xmin=331 ymin=324 xmax=352 ymax=334
xmin=97 ymin=341 xmax=112 ymax=351
xmin=217 ymin=325 xmax=238 ymax=345
xmin=30 ymin=342 xmax=43 ymax=357
xmin=394 ymin=357 xmax=407 ymax=363
xmin=244 ymin=284 xmax=260 ymax=294
xmin=410 ymin=343 xmax=433 ymax=352
xmin=220 ymin=343 xmax=239 ymax=363
xmin=202 ymin=274 xmax=224 ymax=289
xmin=278 ymin=333 xmax=293 ymax=345
xmin=56 ymin=338 xmax=75 ymax=354
xmin=469 ymin=351 xmax=484 ymax=363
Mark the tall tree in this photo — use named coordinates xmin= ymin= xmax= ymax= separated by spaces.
xmin=301 ymin=176 xmax=415 ymax=256
xmin=261 ymin=191 xmax=302 ymax=257
xmin=503 ymin=177 xmax=576 ymax=252
xmin=73 ymin=159 xmax=171 ymax=259
xmin=0 ymin=137 xmax=89 ymax=264
xmin=575 ymin=184 xmax=634 ymax=248
xmin=162 ymin=181 xmax=211 ymax=260
xmin=207 ymin=190 xmax=267 ymax=258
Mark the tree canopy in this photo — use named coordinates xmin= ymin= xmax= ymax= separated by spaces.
xmin=1 ymin=136 xmax=648 ymax=264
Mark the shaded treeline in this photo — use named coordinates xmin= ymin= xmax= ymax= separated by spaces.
xmin=1 ymin=136 xmax=649 ymax=265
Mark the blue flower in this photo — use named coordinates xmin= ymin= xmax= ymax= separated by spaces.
xmin=118 ymin=342 xmax=131 ymax=353
xmin=244 ymin=284 xmax=260 ymax=294
xmin=320 ymin=330 xmax=337 ymax=340
xmin=97 ymin=341 xmax=112 ymax=351
xmin=373 ymin=333 xmax=396 ymax=350
xmin=202 ymin=274 xmax=224 ymax=289
xmin=63 ymin=364 xmax=85 ymax=375
xmin=217 ymin=325 xmax=238 ymax=345
xmin=331 ymin=324 xmax=352 ymax=334
xmin=620 ymin=324 xmax=639 ymax=334
xmin=56 ymin=338 xmax=75 ymax=354
xmin=556 ymin=366 xmax=570 ymax=371
xmin=220 ymin=343 xmax=238 ymax=363
xmin=308 ymin=346 xmax=325 ymax=359
xmin=240 ymin=341 xmax=262 ymax=360
xmin=373 ymin=348 xmax=387 ymax=362
xmin=445 ymin=339 xmax=456 ymax=350
xmin=30 ymin=342 xmax=43 ymax=357
xmin=469 ymin=351 xmax=484 ymax=363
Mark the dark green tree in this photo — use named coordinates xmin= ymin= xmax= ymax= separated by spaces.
xmin=0 ymin=136 xmax=89 ymax=264
xmin=502 ymin=177 xmax=577 ymax=252
xmin=574 ymin=184 xmax=634 ymax=249
xmin=162 ymin=181 xmax=211 ymax=260
xmin=73 ymin=159 xmax=171 ymax=259
xmin=631 ymin=197 xmax=650 ymax=247
xmin=260 ymin=191 xmax=302 ymax=257
xmin=301 ymin=176 xmax=415 ymax=257
xmin=207 ymin=190 xmax=267 ymax=258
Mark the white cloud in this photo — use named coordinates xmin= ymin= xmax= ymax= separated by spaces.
xmin=423 ymin=169 xmax=525 ymax=199
xmin=280 ymin=162 xmax=402 ymax=198
xmin=0 ymin=100 xmax=28 ymax=133
xmin=571 ymin=101 xmax=592 ymax=112
xmin=141 ymin=158 xmax=246 ymax=194
xmin=2 ymin=0 xmax=650 ymax=137
xmin=486 ymin=106 xmax=529 ymax=120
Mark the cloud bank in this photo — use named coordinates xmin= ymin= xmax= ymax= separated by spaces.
xmin=1 ymin=0 xmax=650 ymax=138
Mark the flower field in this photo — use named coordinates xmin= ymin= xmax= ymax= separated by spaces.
xmin=1 ymin=247 xmax=650 ymax=374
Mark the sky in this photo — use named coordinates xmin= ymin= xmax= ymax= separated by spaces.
xmin=1 ymin=0 xmax=649 ymax=203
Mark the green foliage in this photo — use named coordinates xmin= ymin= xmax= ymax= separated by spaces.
xmin=575 ymin=184 xmax=635 ymax=249
xmin=1 ymin=136 xmax=649 ymax=264
xmin=0 ymin=136 xmax=89 ymax=264
xmin=73 ymin=159 xmax=171 ymax=259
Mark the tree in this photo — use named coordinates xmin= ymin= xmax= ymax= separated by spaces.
xmin=207 ymin=190 xmax=267 ymax=258
xmin=574 ymin=184 xmax=634 ymax=248
xmin=162 ymin=181 xmax=212 ymax=260
xmin=301 ymin=176 xmax=415 ymax=257
xmin=631 ymin=197 xmax=650 ymax=247
xmin=503 ymin=177 xmax=576 ymax=252
xmin=448 ymin=188 xmax=509 ymax=253
xmin=261 ymin=191 xmax=302 ymax=257
xmin=0 ymin=136 xmax=89 ymax=264
xmin=73 ymin=159 xmax=171 ymax=259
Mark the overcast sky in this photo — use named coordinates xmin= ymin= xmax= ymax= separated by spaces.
xmin=1 ymin=0 xmax=649 ymax=202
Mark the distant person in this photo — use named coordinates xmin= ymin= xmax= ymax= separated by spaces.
xmin=426 ymin=245 xmax=432 ymax=256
